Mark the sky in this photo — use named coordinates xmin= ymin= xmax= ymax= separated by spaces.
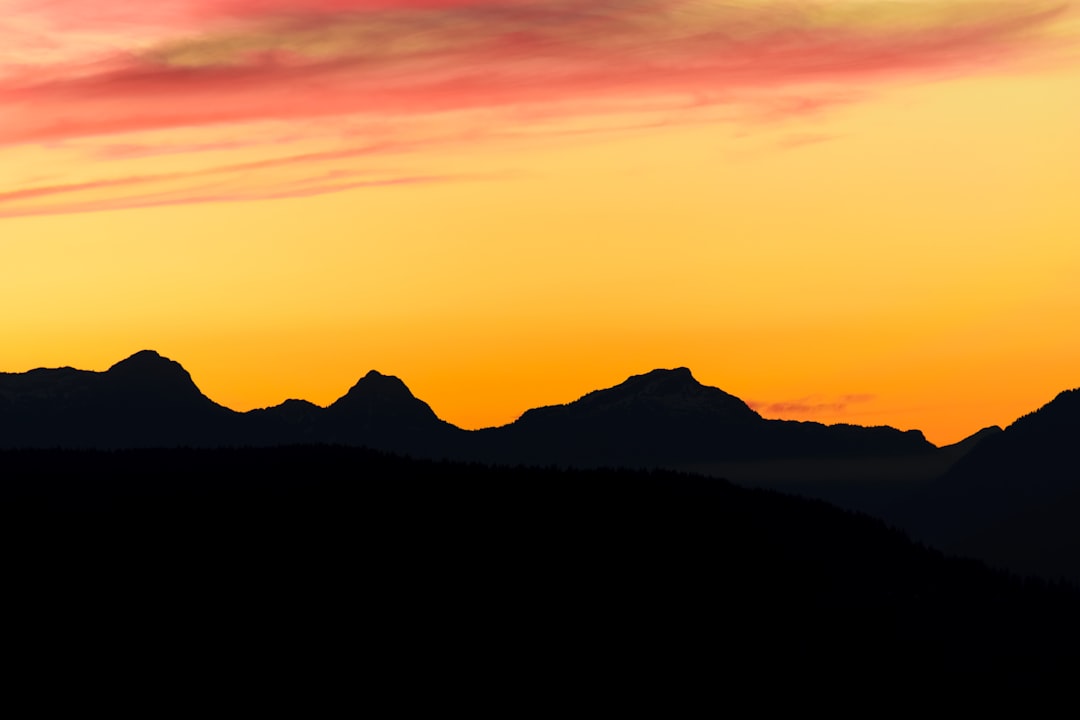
xmin=2 ymin=0 xmax=1079 ymax=445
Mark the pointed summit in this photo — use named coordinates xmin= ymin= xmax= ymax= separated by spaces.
xmin=108 ymin=350 xmax=190 ymax=381
xmin=102 ymin=350 xmax=214 ymax=411
xmin=320 ymin=370 xmax=459 ymax=453
xmin=337 ymin=370 xmax=422 ymax=407
xmin=521 ymin=367 xmax=761 ymax=424
xmin=109 ymin=348 xmax=168 ymax=367
xmin=327 ymin=370 xmax=439 ymax=424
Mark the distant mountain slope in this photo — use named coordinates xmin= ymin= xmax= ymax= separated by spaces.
xmin=886 ymin=388 xmax=1080 ymax=581
xmin=681 ymin=424 xmax=1002 ymax=517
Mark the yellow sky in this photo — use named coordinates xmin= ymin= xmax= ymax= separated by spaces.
xmin=3 ymin=2 xmax=1079 ymax=446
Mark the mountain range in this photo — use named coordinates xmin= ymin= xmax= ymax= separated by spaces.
xmin=2 ymin=349 xmax=1078 ymax=581
xmin=0 ymin=349 xmax=933 ymax=460
xmin=6 ymin=349 xmax=1080 ymax=691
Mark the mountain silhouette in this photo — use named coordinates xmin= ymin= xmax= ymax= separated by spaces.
xmin=0 ymin=350 xmax=237 ymax=448
xmin=470 ymin=367 xmax=764 ymax=465
xmin=318 ymin=370 xmax=463 ymax=454
xmin=0 ymin=352 xmax=934 ymax=466
xmin=518 ymin=367 xmax=762 ymax=424
xmin=5 ymin=350 xmax=1080 ymax=586
xmin=887 ymin=388 xmax=1080 ymax=581
xmin=472 ymin=366 xmax=933 ymax=467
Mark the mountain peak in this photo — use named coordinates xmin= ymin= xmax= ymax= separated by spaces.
xmin=361 ymin=369 xmax=403 ymax=384
xmin=349 ymin=370 xmax=413 ymax=397
xmin=108 ymin=349 xmax=179 ymax=372
xmin=652 ymin=367 xmax=693 ymax=376
xmin=98 ymin=350 xmax=224 ymax=415
xmin=106 ymin=350 xmax=194 ymax=383
xmin=622 ymin=367 xmax=701 ymax=391
xmin=328 ymin=369 xmax=439 ymax=422
xmin=516 ymin=367 xmax=761 ymax=427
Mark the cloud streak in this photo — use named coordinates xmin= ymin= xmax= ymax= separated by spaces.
xmin=748 ymin=393 xmax=876 ymax=416
xmin=0 ymin=0 xmax=1071 ymax=216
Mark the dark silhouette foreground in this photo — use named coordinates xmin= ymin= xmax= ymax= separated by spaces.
xmin=4 ymin=445 xmax=1078 ymax=697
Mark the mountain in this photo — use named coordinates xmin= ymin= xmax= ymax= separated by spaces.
xmin=886 ymin=389 xmax=1080 ymax=581
xmin=471 ymin=367 xmax=934 ymax=467
xmin=0 ymin=353 xmax=936 ymax=467
xmin=0 ymin=350 xmax=238 ymax=448
xmin=0 ymin=353 xmax=466 ymax=453
xmin=6 ymin=350 xmax=1080 ymax=584
xmin=317 ymin=370 xmax=464 ymax=454
xmin=469 ymin=367 xmax=764 ymax=465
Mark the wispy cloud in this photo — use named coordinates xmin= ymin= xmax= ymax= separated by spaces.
xmin=0 ymin=0 xmax=1071 ymax=216
xmin=748 ymin=393 xmax=876 ymax=416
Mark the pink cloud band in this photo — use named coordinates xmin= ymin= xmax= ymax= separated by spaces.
xmin=0 ymin=1 xmax=1071 ymax=216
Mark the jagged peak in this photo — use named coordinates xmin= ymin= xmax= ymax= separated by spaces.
xmin=326 ymin=369 xmax=441 ymax=425
xmin=328 ymin=370 xmax=428 ymax=412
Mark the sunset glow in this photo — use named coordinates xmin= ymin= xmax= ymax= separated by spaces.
xmin=3 ymin=0 xmax=1080 ymax=444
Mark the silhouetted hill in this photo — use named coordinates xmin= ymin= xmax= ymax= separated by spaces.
xmin=0 ymin=350 xmax=238 ymax=447
xmin=887 ymin=389 xmax=1080 ymax=581
xmin=244 ymin=371 xmax=465 ymax=453
xmin=4 ymin=446 xmax=1079 ymax=694
xmin=319 ymin=370 xmax=463 ymax=453
xmin=517 ymin=367 xmax=762 ymax=424
xmin=472 ymin=367 xmax=933 ymax=466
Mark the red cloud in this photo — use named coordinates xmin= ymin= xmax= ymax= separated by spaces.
xmin=0 ymin=1 xmax=1071 ymax=216
xmin=748 ymin=394 xmax=877 ymax=416
xmin=2 ymin=1 xmax=1069 ymax=146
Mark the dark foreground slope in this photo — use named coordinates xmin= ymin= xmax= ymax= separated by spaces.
xmin=4 ymin=446 xmax=1078 ymax=698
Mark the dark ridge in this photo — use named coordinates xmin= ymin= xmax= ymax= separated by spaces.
xmin=319 ymin=370 xmax=461 ymax=454
xmin=517 ymin=366 xmax=761 ymax=424
xmin=250 ymin=398 xmax=322 ymax=415
xmin=886 ymin=387 xmax=1080 ymax=582
xmin=103 ymin=349 xmax=218 ymax=408
xmin=477 ymin=367 xmax=932 ymax=467
xmin=330 ymin=369 xmax=433 ymax=415
xmin=3 ymin=446 xmax=1079 ymax=696
xmin=0 ymin=351 xmax=940 ymax=466
xmin=941 ymin=425 xmax=1004 ymax=451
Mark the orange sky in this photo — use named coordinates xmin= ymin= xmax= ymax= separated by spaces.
xmin=2 ymin=1 xmax=1079 ymax=445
